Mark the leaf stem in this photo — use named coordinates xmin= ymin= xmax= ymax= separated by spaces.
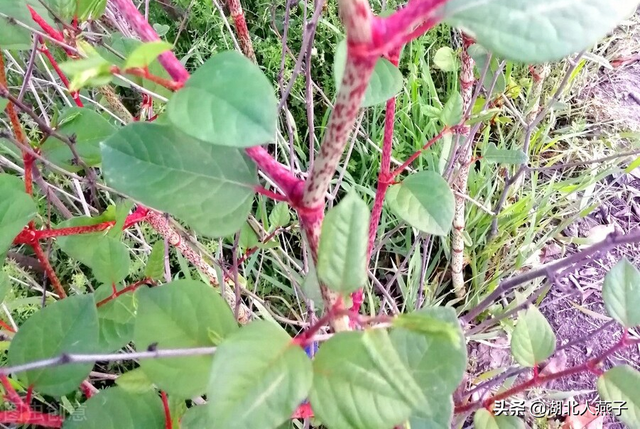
xmin=161 ymin=391 xmax=172 ymax=429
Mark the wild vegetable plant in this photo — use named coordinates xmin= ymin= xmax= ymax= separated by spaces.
xmin=0 ymin=0 xmax=639 ymax=428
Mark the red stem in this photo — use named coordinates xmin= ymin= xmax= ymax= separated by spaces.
xmin=39 ymin=41 xmax=83 ymax=107
xmin=96 ymin=279 xmax=153 ymax=307
xmin=254 ymin=186 xmax=288 ymax=202
xmin=161 ymin=391 xmax=172 ymax=429
xmin=389 ymin=127 xmax=450 ymax=179
xmin=454 ymin=334 xmax=639 ymax=414
xmin=31 ymin=241 xmax=67 ymax=298
xmin=0 ymin=319 xmax=15 ymax=333
xmin=111 ymin=66 xmax=184 ymax=91
xmin=226 ymin=0 xmax=256 ymax=62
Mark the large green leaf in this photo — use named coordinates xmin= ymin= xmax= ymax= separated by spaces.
xmin=597 ymin=365 xmax=640 ymax=428
xmin=392 ymin=308 xmax=467 ymax=429
xmin=0 ymin=174 xmax=37 ymax=256
xmin=167 ymin=51 xmax=277 ymax=148
xmin=0 ymin=0 xmax=55 ymax=50
xmin=42 ymin=108 xmax=116 ymax=171
xmin=386 ymin=171 xmax=454 ymax=236
xmin=7 ymin=295 xmax=100 ymax=396
xmin=63 ymin=387 xmax=165 ymax=429
xmin=510 ymin=306 xmax=556 ymax=367
xmin=100 ymin=123 xmax=257 ymax=238
xmin=317 ymin=192 xmax=369 ymax=293
xmin=473 ymin=408 xmax=525 ymax=429
xmin=205 ymin=321 xmax=312 ymax=429
xmin=443 ymin=0 xmax=636 ymax=63
xmin=91 ymin=236 xmax=130 ymax=285
xmin=44 ymin=0 xmax=76 ymax=21
xmin=134 ymin=280 xmax=238 ymax=398
xmin=76 ymin=0 xmax=108 ymax=21
xmin=333 ymin=39 xmax=403 ymax=107
xmin=0 ymin=271 xmax=10 ymax=303
xmin=95 ymin=283 xmax=136 ymax=352
xmin=602 ymin=258 xmax=640 ymax=328
xmin=55 ymin=214 xmax=115 ymax=269
xmin=310 ymin=329 xmax=424 ymax=429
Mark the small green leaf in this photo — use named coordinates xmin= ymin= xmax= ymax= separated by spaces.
xmin=510 ymin=306 xmax=556 ymax=367
xmin=333 ymin=39 xmax=403 ymax=108
xmin=8 ymin=295 xmax=100 ymax=396
xmin=100 ymin=123 xmax=258 ymax=238
xmin=0 ymin=174 xmax=37 ymax=256
xmin=153 ymin=24 xmax=170 ymax=37
xmin=124 ymin=41 xmax=173 ymax=69
xmin=269 ymin=202 xmax=291 ymax=229
xmin=310 ymin=329 xmax=424 ymax=429
xmin=95 ymin=283 xmax=136 ymax=352
xmin=167 ymin=51 xmax=277 ymax=148
xmin=56 ymin=214 xmax=116 ymax=272
xmin=433 ymin=47 xmax=458 ymax=72
xmin=115 ymin=368 xmax=154 ymax=393
xmin=59 ymin=56 xmax=113 ymax=91
xmin=602 ymin=258 xmax=640 ymax=328
xmin=484 ymin=143 xmax=528 ymax=165
xmin=440 ymin=92 xmax=463 ymax=126
xmin=206 ymin=321 xmax=312 ymax=429
xmin=386 ymin=171 xmax=455 ymax=236
xmin=393 ymin=311 xmax=460 ymax=346
xmin=42 ymin=108 xmax=116 ymax=171
xmin=134 ymin=280 xmax=238 ymax=398
xmin=443 ymin=0 xmax=636 ymax=63
xmin=473 ymin=408 xmax=525 ymax=429
xmin=44 ymin=0 xmax=76 ymax=21
xmin=317 ymin=192 xmax=369 ymax=293
xmin=239 ymin=222 xmax=259 ymax=250
xmin=144 ymin=241 xmax=166 ymax=281
xmin=597 ymin=365 xmax=640 ymax=428
xmin=77 ymin=0 xmax=108 ymax=20
xmin=0 ymin=98 xmax=8 ymax=112
xmin=91 ymin=237 xmax=130 ymax=285
xmin=63 ymin=387 xmax=164 ymax=428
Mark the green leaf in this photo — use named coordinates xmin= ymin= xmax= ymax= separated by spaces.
xmin=333 ymin=39 xmax=403 ymax=107
xmin=44 ymin=0 xmax=76 ymax=21
xmin=0 ymin=174 xmax=37 ymax=256
xmin=100 ymin=122 xmax=257 ymax=238
xmin=602 ymin=258 xmax=640 ymax=328
xmin=124 ymin=41 xmax=173 ymax=69
xmin=484 ymin=143 xmax=528 ymax=165
xmin=0 ymin=0 xmax=55 ymax=50
xmin=0 ymin=271 xmax=9 ymax=303
xmin=393 ymin=308 xmax=467 ymax=429
xmin=386 ymin=171 xmax=455 ymax=236
xmin=239 ymin=222 xmax=259 ymax=250
xmin=56 ymin=215 xmax=114 ymax=271
xmin=440 ymin=92 xmax=463 ymax=126
xmin=317 ymin=192 xmax=369 ymax=293
xmin=310 ymin=329 xmax=424 ymax=429
xmin=0 ymin=98 xmax=8 ymax=113
xmin=7 ymin=295 xmax=100 ymax=396
xmin=108 ymin=200 xmax=133 ymax=239
xmin=115 ymin=368 xmax=154 ymax=393
xmin=408 ymin=395 xmax=454 ymax=429
xmin=59 ymin=56 xmax=113 ymax=90
xmin=167 ymin=51 xmax=277 ymax=148
xmin=181 ymin=405 xmax=209 ymax=429
xmin=153 ymin=24 xmax=170 ymax=37
xmin=144 ymin=241 xmax=166 ymax=281
xmin=77 ymin=0 xmax=108 ymax=20
xmin=206 ymin=321 xmax=312 ymax=429
xmin=95 ymin=283 xmax=136 ymax=352
xmin=433 ymin=46 xmax=458 ymax=72
xmin=473 ymin=408 xmax=525 ymax=429
xmin=269 ymin=202 xmax=291 ymax=229
xmin=91 ymin=237 xmax=130 ymax=285
xmin=510 ymin=306 xmax=556 ymax=367
xmin=443 ymin=1 xmax=636 ymax=63
xmin=597 ymin=365 xmax=640 ymax=428
xmin=63 ymin=387 xmax=165 ymax=429
xmin=134 ymin=280 xmax=238 ymax=398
